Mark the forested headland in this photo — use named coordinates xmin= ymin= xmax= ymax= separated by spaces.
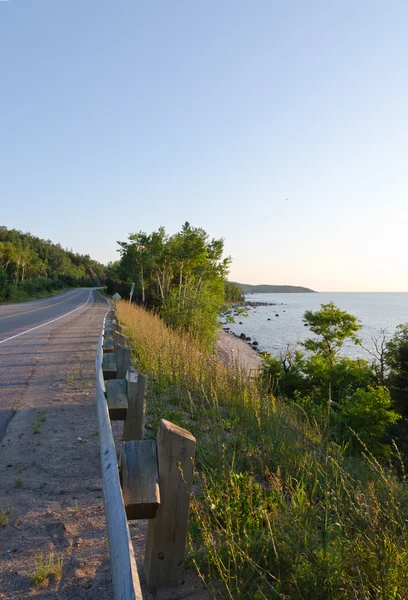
xmin=233 ymin=282 xmax=316 ymax=293
xmin=0 ymin=226 xmax=106 ymax=302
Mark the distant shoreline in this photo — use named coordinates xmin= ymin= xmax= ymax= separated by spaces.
xmin=232 ymin=283 xmax=317 ymax=294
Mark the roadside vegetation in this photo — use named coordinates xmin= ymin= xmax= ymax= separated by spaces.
xmin=30 ymin=552 xmax=63 ymax=588
xmin=0 ymin=507 xmax=12 ymax=527
xmin=0 ymin=226 xmax=106 ymax=302
xmin=107 ymin=222 xmax=233 ymax=346
xmin=118 ymin=299 xmax=408 ymax=600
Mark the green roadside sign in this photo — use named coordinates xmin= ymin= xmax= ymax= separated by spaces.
xmin=129 ymin=282 xmax=135 ymax=304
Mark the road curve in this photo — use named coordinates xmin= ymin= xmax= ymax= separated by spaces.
xmin=0 ymin=288 xmax=96 ymax=344
xmin=0 ymin=288 xmax=107 ymax=442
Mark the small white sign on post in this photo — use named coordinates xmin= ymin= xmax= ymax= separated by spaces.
xmin=112 ymin=292 xmax=122 ymax=302
xmin=126 ymin=369 xmax=138 ymax=383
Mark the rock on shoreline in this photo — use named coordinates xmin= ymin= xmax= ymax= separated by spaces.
xmin=245 ymin=301 xmax=277 ymax=307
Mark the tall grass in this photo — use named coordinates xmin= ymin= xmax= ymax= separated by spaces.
xmin=118 ymin=301 xmax=408 ymax=600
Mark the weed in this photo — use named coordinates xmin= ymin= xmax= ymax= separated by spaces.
xmin=33 ymin=409 xmax=46 ymax=434
xmin=15 ymin=475 xmax=22 ymax=488
xmin=67 ymin=362 xmax=90 ymax=391
xmin=0 ymin=507 xmax=12 ymax=526
xmin=30 ymin=552 xmax=63 ymax=587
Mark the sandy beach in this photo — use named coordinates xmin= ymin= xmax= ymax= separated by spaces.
xmin=216 ymin=329 xmax=264 ymax=373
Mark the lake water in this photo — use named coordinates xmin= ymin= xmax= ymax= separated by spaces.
xmin=223 ymin=293 xmax=408 ymax=359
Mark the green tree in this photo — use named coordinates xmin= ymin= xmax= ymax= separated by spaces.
xmin=261 ymin=305 xmax=399 ymax=456
xmin=382 ymin=324 xmax=408 ymax=420
xmin=114 ymin=222 xmax=231 ymax=345
xmin=0 ymin=226 xmax=106 ymax=301
xmin=340 ymin=386 xmax=400 ymax=454
xmin=386 ymin=324 xmax=408 ymax=374
xmin=224 ymin=281 xmax=244 ymax=303
xmin=302 ymin=302 xmax=362 ymax=366
xmin=0 ymin=266 xmax=9 ymax=301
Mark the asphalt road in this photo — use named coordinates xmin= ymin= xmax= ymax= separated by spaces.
xmin=0 ymin=288 xmax=95 ymax=343
xmin=0 ymin=288 xmax=107 ymax=441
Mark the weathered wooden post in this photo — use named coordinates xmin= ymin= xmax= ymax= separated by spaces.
xmin=116 ymin=344 xmax=130 ymax=379
xmin=144 ymin=419 xmax=196 ymax=589
xmin=124 ymin=369 xmax=146 ymax=442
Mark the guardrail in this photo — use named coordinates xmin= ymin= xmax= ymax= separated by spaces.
xmin=95 ymin=298 xmax=196 ymax=598
xmin=96 ymin=308 xmax=142 ymax=600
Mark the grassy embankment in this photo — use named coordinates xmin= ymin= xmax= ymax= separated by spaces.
xmin=118 ymin=301 xmax=408 ymax=600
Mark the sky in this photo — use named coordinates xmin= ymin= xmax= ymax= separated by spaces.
xmin=0 ymin=1 xmax=407 ymax=292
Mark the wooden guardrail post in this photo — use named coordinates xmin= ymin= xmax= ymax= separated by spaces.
xmin=117 ymin=344 xmax=131 ymax=379
xmin=144 ymin=419 xmax=196 ymax=589
xmin=124 ymin=370 xmax=146 ymax=442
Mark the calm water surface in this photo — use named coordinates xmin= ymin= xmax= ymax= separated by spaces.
xmin=224 ymin=293 xmax=408 ymax=359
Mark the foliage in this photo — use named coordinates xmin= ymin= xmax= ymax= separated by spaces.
xmin=261 ymin=304 xmax=401 ymax=455
xmin=224 ymin=281 xmax=244 ymax=303
xmin=263 ymin=350 xmax=374 ymax=406
xmin=0 ymin=506 xmax=12 ymax=527
xmin=303 ymin=302 xmax=362 ymax=366
xmin=385 ymin=324 xmax=408 ymax=373
xmin=30 ymin=552 xmax=63 ymax=587
xmin=381 ymin=324 xmax=408 ymax=460
xmin=118 ymin=301 xmax=408 ymax=600
xmin=109 ymin=222 xmax=230 ymax=345
xmin=339 ymin=386 xmax=401 ymax=453
xmin=0 ymin=226 xmax=106 ymax=301
xmin=0 ymin=266 xmax=9 ymax=301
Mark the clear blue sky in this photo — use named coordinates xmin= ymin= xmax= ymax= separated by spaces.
xmin=1 ymin=1 xmax=407 ymax=291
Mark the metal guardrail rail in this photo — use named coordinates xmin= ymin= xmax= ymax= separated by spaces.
xmin=95 ymin=305 xmax=143 ymax=600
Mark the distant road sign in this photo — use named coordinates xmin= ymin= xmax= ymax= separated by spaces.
xmin=129 ymin=282 xmax=135 ymax=304
xmin=112 ymin=292 xmax=121 ymax=301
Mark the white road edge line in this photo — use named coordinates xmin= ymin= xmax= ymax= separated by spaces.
xmin=0 ymin=290 xmax=93 ymax=346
